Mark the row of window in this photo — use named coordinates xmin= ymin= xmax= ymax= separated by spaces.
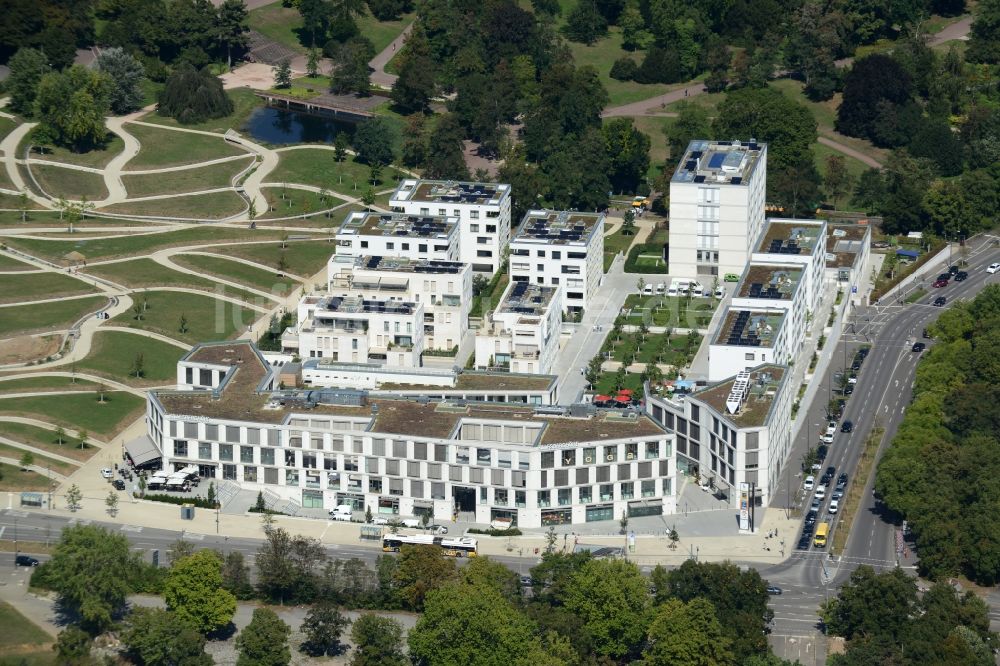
xmin=510 ymin=248 xmax=588 ymax=260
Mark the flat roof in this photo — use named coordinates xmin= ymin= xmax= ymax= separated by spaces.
xmin=498 ymin=282 xmax=557 ymax=316
xmin=338 ymin=211 xmax=456 ymax=239
xmin=513 ymin=210 xmax=603 ymax=245
xmin=714 ymin=309 xmax=785 ymax=348
xmin=354 ymin=255 xmax=466 ymax=275
xmin=695 ymin=365 xmax=786 ymax=427
xmin=391 ymin=179 xmax=510 ymax=206
xmin=313 ymin=295 xmax=415 ymax=316
xmin=379 ymin=372 xmax=557 ymax=392
xmin=757 ymin=219 xmax=823 ymax=255
xmin=826 ymin=223 xmax=871 ymax=269
xmin=672 ymin=139 xmax=765 ymax=185
xmin=736 ymin=264 xmax=803 ymax=300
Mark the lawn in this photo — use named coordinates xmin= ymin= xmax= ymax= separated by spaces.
xmin=32 ymin=133 xmax=125 ymax=169
xmin=172 ymin=253 xmax=298 ymax=294
xmin=207 ymin=238 xmax=339 ymax=276
xmin=592 ymin=371 xmax=645 ymax=397
xmin=77 ymin=330 xmax=186 ymax=385
xmin=0 ymin=253 xmax=36 ymax=271
xmin=121 ymin=157 xmax=254 ymax=198
xmin=99 ymin=190 xmax=248 ymax=220
xmin=249 ymin=1 xmax=413 ymax=55
xmin=0 ymin=601 xmax=53 ymax=651
xmin=0 ymin=272 xmax=100 ymax=305
xmin=605 ymin=331 xmax=690 ymax=366
xmin=0 ymin=375 xmax=98 ymax=394
xmin=142 ymin=88 xmax=263 ymax=135
xmin=259 ymin=187 xmax=346 ymax=220
xmin=0 ymin=442 xmax=77 ymax=476
xmin=110 ymin=289 xmax=258 ymax=344
xmin=622 ymin=294 xmax=718 ymax=329
xmin=29 ymin=164 xmax=109 ymax=201
xmin=628 ymin=116 xmax=669 ymax=178
xmin=0 ymin=117 xmax=16 ymax=144
xmin=125 ymin=123 xmax=248 ymax=169
xmin=814 ymin=142 xmax=869 ymax=201
xmin=269 ymin=150 xmax=377 ymax=194
xmin=568 ymin=29 xmax=675 ymax=108
xmin=0 ymin=462 xmax=54 ymax=491
xmin=0 ymin=421 xmax=103 ymax=462
xmin=83 ymin=257 xmax=263 ymax=304
xmin=0 ymin=296 xmax=106 ymax=337
xmin=0 ymin=390 xmax=144 ymax=439
xmin=664 ymin=90 xmax=727 ymax=116
xmin=603 ymin=227 xmax=636 ymax=271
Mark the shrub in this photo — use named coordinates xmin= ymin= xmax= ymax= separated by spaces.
xmin=467 ymin=527 xmax=523 ymax=536
xmin=158 ymin=64 xmax=234 ymax=124
xmin=609 ymin=57 xmax=638 ymax=81
xmin=142 ymin=493 xmax=219 ymax=509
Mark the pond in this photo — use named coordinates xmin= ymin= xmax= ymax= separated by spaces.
xmin=241 ymin=106 xmax=358 ymax=145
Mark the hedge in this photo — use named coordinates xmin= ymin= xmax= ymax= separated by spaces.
xmin=142 ymin=493 xmax=219 ymax=509
xmin=625 ymin=242 xmax=669 ymax=274
xmin=467 ymin=527 xmax=523 ymax=536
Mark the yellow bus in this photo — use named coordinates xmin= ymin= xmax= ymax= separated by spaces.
xmin=813 ymin=522 xmax=829 ymax=548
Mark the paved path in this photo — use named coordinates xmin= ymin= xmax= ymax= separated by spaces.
xmin=817 ymin=136 xmax=883 ymax=169
xmin=97 ymin=326 xmax=191 ymax=350
xmin=0 ymin=434 xmax=82 ymax=467
xmin=0 ymin=371 xmax=143 ymax=395
xmin=0 ymin=122 xmax=52 ymax=208
xmin=0 ymin=416 xmax=105 ymax=445
xmin=369 ymin=22 xmax=412 ymax=88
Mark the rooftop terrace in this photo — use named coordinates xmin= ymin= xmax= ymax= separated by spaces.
xmin=379 ymin=372 xmax=557 ymax=392
xmin=392 ymin=179 xmax=510 ymax=206
xmin=497 ymin=282 xmax=557 ymax=317
xmin=736 ymin=264 xmax=803 ymax=300
xmin=714 ymin=309 xmax=785 ymax=348
xmin=354 ymin=255 xmax=465 ymax=275
xmin=826 ymin=223 xmax=871 ymax=269
xmin=672 ymin=139 xmax=765 ymax=186
xmin=695 ymin=365 xmax=786 ymax=427
xmin=315 ymin=295 xmax=415 ymax=316
xmin=513 ymin=210 xmax=603 ymax=245
xmin=757 ymin=220 xmax=823 ymax=255
xmin=338 ymin=211 xmax=456 ymax=239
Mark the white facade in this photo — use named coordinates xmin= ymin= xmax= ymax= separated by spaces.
xmin=709 ymin=309 xmax=790 ymax=382
xmin=509 ymin=209 xmax=605 ymax=316
xmin=751 ymin=218 xmax=827 ymax=316
xmin=669 ymin=140 xmax=768 ymax=280
xmin=335 ymin=211 xmax=459 ymax=262
xmin=327 ymin=254 xmax=471 ymax=352
xmin=288 ymin=295 xmax=424 ymax=368
xmin=475 ymin=282 xmax=562 ymax=375
xmin=825 ymin=223 xmax=872 ymax=306
xmin=390 ymin=179 xmax=511 ymax=274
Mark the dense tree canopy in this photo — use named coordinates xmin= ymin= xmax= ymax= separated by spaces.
xmin=6 ymin=47 xmax=50 ymax=116
xmin=95 ymin=47 xmax=146 ymax=115
xmin=157 ymin=64 xmax=233 ymax=124
xmin=236 ymin=608 xmax=291 ymax=666
xmin=123 ymin=607 xmax=213 ymax=666
xmin=164 ymin=550 xmax=237 ymax=634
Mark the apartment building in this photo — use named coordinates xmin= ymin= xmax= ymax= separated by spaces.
xmin=669 ymin=140 xmax=768 ymax=279
xmin=335 ymin=211 xmax=459 ymax=262
xmin=708 ymin=308 xmax=790 ymax=382
xmin=751 ymin=218 xmax=827 ymax=315
xmin=327 ymin=254 xmax=471 ymax=352
xmin=475 ymin=282 xmax=562 ymax=375
xmin=825 ymin=223 xmax=872 ymax=305
xmin=283 ymin=294 xmax=424 ymax=368
xmin=390 ymin=179 xmax=511 ymax=274
xmin=647 ymin=364 xmax=793 ymax=510
xmin=509 ymin=209 xmax=605 ymax=316
xmin=147 ymin=342 xmax=677 ymax=528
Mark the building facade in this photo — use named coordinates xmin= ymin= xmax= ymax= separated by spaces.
xmin=475 ymin=282 xmax=562 ymax=375
xmin=751 ymin=218 xmax=827 ymax=316
xmin=390 ymin=179 xmax=511 ymax=274
xmin=509 ymin=209 xmax=605 ymax=316
xmin=335 ymin=212 xmax=459 ymax=262
xmin=669 ymin=140 xmax=768 ymax=280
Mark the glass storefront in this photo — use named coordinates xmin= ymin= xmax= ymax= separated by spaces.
xmin=301 ymin=490 xmax=324 ymax=509
xmin=491 ymin=508 xmax=518 ymax=525
xmin=541 ymin=509 xmax=572 ymax=526
xmin=378 ymin=497 xmax=399 ymax=515
xmin=336 ymin=493 xmax=365 ymax=510
xmin=628 ymin=500 xmax=662 ymax=518
xmin=585 ymin=504 xmax=614 ymax=522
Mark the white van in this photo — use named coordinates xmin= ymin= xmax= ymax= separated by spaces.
xmin=642 ymin=283 xmax=654 ymax=295
xmin=691 ymin=281 xmax=704 ymax=296
xmin=676 ymin=280 xmax=691 ymax=294
xmin=402 ymin=518 xmax=422 ymax=528
xmin=329 ymin=504 xmax=354 ymax=522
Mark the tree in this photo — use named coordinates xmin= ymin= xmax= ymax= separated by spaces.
xmin=665 ymin=101 xmax=712 ymax=161
xmin=96 ymin=47 xmax=146 ymax=114
xmin=255 ymin=526 xmax=327 ymax=603
xmin=77 ymin=429 xmax=88 ymax=450
xmin=159 ymin=64 xmax=234 ymax=124
xmin=34 ymin=66 xmax=113 ymax=152
xmin=96 ymin=384 xmax=109 ymax=403
xmin=273 ymin=59 xmax=292 ymax=88
xmin=333 ymin=131 xmax=349 ymax=161
xmin=564 ymin=0 xmax=607 ymax=44
xmin=44 ymin=524 xmax=138 ymax=632
xmin=54 ymin=426 xmax=67 ymax=445
xmin=349 ymin=613 xmax=407 ymax=666
xmin=253 ymin=491 xmax=267 ymax=512
xmin=351 ymin=117 xmax=396 ymax=166
xmin=668 ymin=527 xmax=679 ymax=549
xmin=641 ymin=597 xmax=733 ymax=666
xmin=216 ymin=0 xmax=250 ymax=67
xmin=968 ymin=0 xmax=1000 ymax=63
xmin=822 ymin=566 xmax=919 ymax=642
xmin=392 ymin=545 xmax=457 ymax=610
xmin=220 ymin=550 xmax=255 ymax=599
xmin=836 ymin=55 xmax=913 ymax=142
xmin=391 ymin=51 xmax=436 ymax=113
xmin=619 ymin=0 xmax=650 ymax=50
xmin=236 ymin=608 xmax=291 ymax=666
xmin=164 ymin=549 xmax=237 ymax=634
xmin=714 ymin=87 xmax=816 ymax=171
xmin=301 ymin=601 xmax=350 ymax=656
xmin=54 ymin=626 xmax=92 ymax=665
xmin=19 ymin=451 xmax=34 ymax=470
xmin=329 ymin=36 xmax=375 ymax=95
xmin=460 ymin=555 xmax=521 ymax=603
xmin=6 ymin=47 xmax=50 ymax=116
xmin=132 ymin=352 xmax=145 ymax=378
xmin=824 ymin=154 xmax=852 ymax=207
xmin=124 ymin=607 xmax=212 ymax=666
xmin=105 ymin=490 xmax=119 ymax=516
xmin=603 ymin=117 xmax=651 ymax=194
xmin=179 ymin=313 xmax=189 ymax=334
xmin=65 ymin=484 xmax=83 ymax=510
xmin=424 ymin=113 xmax=469 ymax=180
xmin=401 ymin=113 xmax=429 ymax=167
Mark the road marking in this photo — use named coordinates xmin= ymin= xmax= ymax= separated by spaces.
xmin=121 ymin=525 xmax=143 ymax=533
xmin=4 ymin=510 xmax=28 ymax=518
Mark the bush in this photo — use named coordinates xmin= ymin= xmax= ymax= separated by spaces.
xmin=609 ymin=57 xmax=638 ymax=81
xmin=158 ymin=64 xmax=234 ymax=124
xmin=467 ymin=527 xmax=523 ymax=536
xmin=143 ymin=493 xmax=219 ymax=509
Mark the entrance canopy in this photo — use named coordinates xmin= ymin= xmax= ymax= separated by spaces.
xmin=125 ymin=435 xmax=162 ymax=469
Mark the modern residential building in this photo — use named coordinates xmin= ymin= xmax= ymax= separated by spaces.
xmin=327 ymin=254 xmax=471 ymax=352
xmin=390 ymin=179 xmax=512 ymax=274
xmin=669 ymin=140 xmax=768 ymax=280
xmin=646 ymin=363 xmax=793 ymax=510
xmin=708 ymin=308 xmax=790 ymax=382
xmin=284 ymin=294 xmax=424 ymax=368
xmin=475 ymin=282 xmax=562 ymax=375
xmin=825 ymin=223 xmax=872 ymax=305
xmin=509 ymin=209 xmax=605 ymax=316
xmin=147 ymin=341 xmax=677 ymax=528
xmin=335 ymin=211 xmax=459 ymax=262
xmin=751 ymin=218 xmax=827 ymax=315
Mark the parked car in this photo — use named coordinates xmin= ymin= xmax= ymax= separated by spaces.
xmin=814 ymin=486 xmax=826 ymax=499
xmin=642 ymin=283 xmax=654 ymax=295
xmin=937 ymin=273 xmax=952 ymax=281
xmin=803 ymin=475 xmax=815 ymax=491
xmin=841 ymin=420 xmax=854 ymax=433
xmin=655 ymin=282 xmax=666 ymax=294
xmin=872 ymin=240 xmax=890 ymax=249
xmin=922 ymin=328 xmax=931 ymax=339
xmin=832 ymin=489 xmax=844 ymax=501
xmin=933 ymin=279 xmax=949 ymax=288
xmin=724 ymin=272 xmax=740 ymax=282
xmin=372 ymin=516 xmax=390 ymax=525
xmin=825 ymin=421 xmax=837 ymax=436
xmin=520 ymin=575 xmax=534 ymax=587
xmin=100 ymin=468 xmax=113 ymax=479
xmin=427 ymin=524 xmax=449 ymax=535
xmin=933 ymin=296 xmax=946 ymax=307
xmin=817 ymin=444 xmax=829 ymax=461
xmin=954 ymin=271 xmax=968 ymax=282
xmin=828 ymin=499 xmax=840 ymax=514
xmin=948 ymin=265 xmax=959 ymax=275
xmin=820 ymin=433 xmax=834 ymax=444
xmin=113 ymin=479 xmax=126 ymax=490
xmin=15 ymin=555 xmax=39 ymax=567
xmin=843 ymin=385 xmax=854 ymax=395
xmin=912 ymin=342 xmax=926 ymax=352
xmin=988 ymin=262 xmax=1000 ymax=274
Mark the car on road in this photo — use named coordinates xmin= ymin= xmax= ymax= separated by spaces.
xmin=796 ymin=538 xmax=811 ymax=550
xmin=817 ymin=444 xmax=829 ymax=461
xmin=805 ymin=509 xmax=818 ymax=524
xmin=113 ymin=479 xmax=126 ymax=490
xmin=814 ymin=486 xmax=826 ymax=499
xmin=767 ymin=586 xmax=783 ymax=595
xmin=825 ymin=421 xmax=837 ymax=436
xmin=803 ymin=475 xmax=815 ymax=491
xmin=948 ymin=265 xmax=960 ymax=275
xmin=811 ymin=497 xmax=821 ymax=510
xmin=933 ymin=278 xmax=949 ymax=288
xmin=933 ymin=296 xmax=946 ymax=307
xmin=100 ymin=468 xmax=113 ymax=479
xmin=520 ymin=575 xmax=533 ymax=587
xmin=872 ymin=240 xmax=890 ymax=249
xmin=15 ymin=555 xmax=39 ymax=567
xmin=843 ymin=384 xmax=854 ymax=395
xmin=371 ymin=517 xmax=390 ymax=525
xmin=988 ymin=262 xmax=1000 ymax=274
xmin=828 ymin=499 xmax=840 ymax=514
xmin=912 ymin=342 xmax=926 ymax=352
xmin=820 ymin=433 xmax=834 ymax=444
xmin=832 ymin=489 xmax=844 ymax=501
xmin=937 ymin=273 xmax=952 ymax=281
xmin=954 ymin=271 xmax=968 ymax=282
xmin=841 ymin=420 xmax=854 ymax=433
xmin=858 ymin=347 xmax=870 ymax=359
xmin=922 ymin=328 xmax=931 ymax=338
xmin=847 ymin=373 xmax=858 ymax=384
xmin=426 ymin=524 xmax=449 ymax=534
xmin=825 ymin=466 xmax=836 ymax=477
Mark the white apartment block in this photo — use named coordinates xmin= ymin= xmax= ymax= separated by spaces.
xmin=146 ymin=342 xmax=677 ymax=528
xmin=335 ymin=211 xmax=459 ymax=262
xmin=390 ymin=179 xmax=511 ymax=274
xmin=475 ymin=282 xmax=562 ymax=375
xmin=284 ymin=294 xmax=424 ymax=368
xmin=751 ymin=218 xmax=827 ymax=316
xmin=647 ymin=363 xmax=793 ymax=509
xmin=825 ymin=223 xmax=872 ymax=306
xmin=669 ymin=140 xmax=768 ymax=280
xmin=327 ymin=254 xmax=471 ymax=352
xmin=509 ymin=209 xmax=605 ymax=316
xmin=709 ymin=308 xmax=790 ymax=382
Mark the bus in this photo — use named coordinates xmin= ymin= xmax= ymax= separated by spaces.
xmin=813 ymin=522 xmax=829 ymax=549
xmin=382 ymin=534 xmax=478 ymax=557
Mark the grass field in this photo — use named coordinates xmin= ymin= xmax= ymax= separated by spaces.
xmin=249 ymin=1 xmax=413 ymax=55
xmin=0 ymin=253 xmax=36 ymax=271
xmin=270 ymin=149 xmax=378 ymax=194
xmin=0 ymin=272 xmax=99 ymax=305
xmin=0 ymin=296 xmax=106 ymax=337
xmin=0 ymin=463 xmax=52 ymax=491
xmin=140 ymin=88 xmax=263 ymax=135
xmin=83 ymin=257 xmax=262 ymax=304
xmin=110 ymin=289 xmax=258 ymax=344
xmin=29 ymin=164 xmax=109 ymax=201
xmin=173 ymin=253 xmax=298 ymax=294
xmin=0 ymin=390 xmax=145 ymax=438
xmin=125 ymin=123 xmax=247 ymax=169
xmin=32 ymin=134 xmax=125 ymax=170
xmin=99 ymin=190 xmax=248 ymax=220
xmin=0 ymin=421 xmax=101 ymax=462
xmin=0 ymin=601 xmax=53 ymax=650
xmin=604 ymin=227 xmax=635 ymax=271
xmin=628 ymin=116 xmax=669 ymax=180
xmin=121 ymin=157 xmax=254 ymax=198
xmin=568 ymin=30 xmax=676 ymax=108
xmin=814 ymin=142 xmax=869 ymax=196
xmin=607 ymin=331 xmax=689 ymax=365
xmin=0 ymin=375 xmax=98 ymax=394
xmin=207 ymin=238 xmax=338 ymax=276
xmin=0 ymin=117 xmax=16 ymax=144
xmin=0 ymin=442 xmax=77 ymax=476
xmin=260 ymin=187 xmax=346 ymax=220
xmin=77 ymin=330 xmax=185 ymax=385
xmin=592 ymin=371 xmax=645 ymax=397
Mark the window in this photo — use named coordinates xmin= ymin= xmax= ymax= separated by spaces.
xmin=552 ymin=251 xmax=561 ymax=259
xmin=427 ymin=463 xmax=441 ymax=479
xmin=745 ymin=352 xmax=755 ymax=361
xmin=198 ymin=442 xmax=212 ymax=460
xmin=538 ymin=490 xmax=551 ymax=507
xmin=600 ymin=483 xmax=614 ymax=501
xmin=558 ymin=488 xmax=571 ymax=506
xmin=240 ymin=446 xmax=254 ymax=463
xmin=541 ymin=451 xmax=554 ymax=468
xmin=324 ymin=456 xmax=337 ymax=471
xmin=642 ymin=480 xmax=656 ymax=497
xmin=645 ymin=441 xmax=660 ymax=459
xmin=387 ymin=242 xmax=394 ymax=250
xmin=435 ymin=444 xmax=448 ymax=462
xmin=597 ymin=466 xmax=610 ymax=482
xmin=476 ymin=448 xmax=491 ymax=465
xmin=478 ymin=237 xmax=489 ymax=244
xmin=579 ymin=486 xmax=592 ymax=503
xmin=174 ymin=440 xmax=188 ymax=457
xmin=515 ymin=490 xmax=526 ymax=507
xmin=285 ymin=450 xmax=296 ymax=467
xmin=583 ymin=447 xmax=596 ymax=464
xmin=219 ymin=444 xmax=233 ymax=461
xmin=260 ymin=448 xmax=274 ymax=465
xmin=486 ymin=224 xmax=496 ymax=232
xmin=470 ymin=224 xmax=480 ymax=232
xmin=621 ymin=482 xmax=634 ymax=499
xmin=414 ymin=442 xmax=427 ymax=460
xmin=470 ymin=210 xmax=479 ymax=219
xmin=419 ymin=244 xmax=427 ymax=253
xmin=561 ymin=450 xmax=576 ymax=467
xmin=369 ymin=478 xmax=382 ymax=493
xmin=576 ymin=467 xmax=590 ymax=484
xmin=477 ymin=250 xmax=493 ymax=257
xmin=223 ymin=464 xmax=236 ymax=481
xmin=243 ymin=466 xmax=257 ymax=483
xmin=495 ymin=488 xmax=508 ymax=506
xmin=360 ymin=241 xmax=368 ymax=248
xmin=386 ymin=459 xmax=399 ymax=476
xmin=432 ymin=482 xmax=446 ymax=499
xmin=285 ymin=469 xmax=299 ymax=485
xmin=603 ymin=445 xmax=618 ymax=462
xmin=554 ymin=469 xmax=569 ymax=487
